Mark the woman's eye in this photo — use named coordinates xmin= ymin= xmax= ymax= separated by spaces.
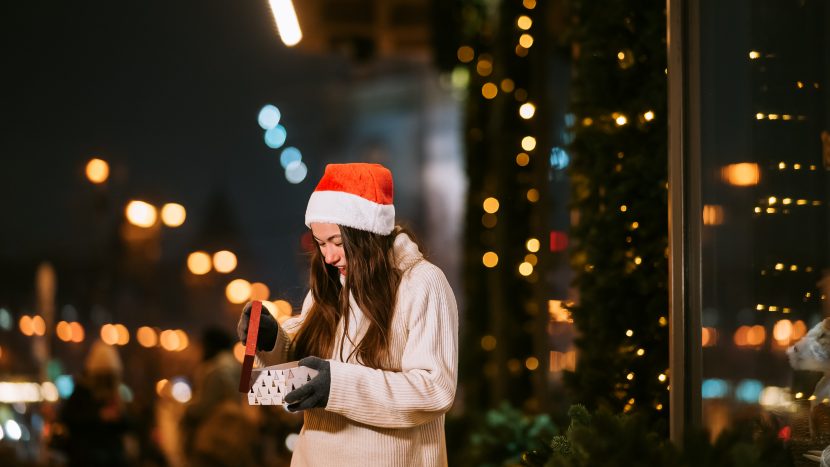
xmin=334 ymin=243 xmax=343 ymax=247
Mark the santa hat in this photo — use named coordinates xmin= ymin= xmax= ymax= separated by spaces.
xmin=305 ymin=163 xmax=395 ymax=235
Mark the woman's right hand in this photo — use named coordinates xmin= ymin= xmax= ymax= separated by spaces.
xmin=236 ymin=301 xmax=279 ymax=352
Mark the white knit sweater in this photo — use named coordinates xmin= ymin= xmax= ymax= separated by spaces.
xmin=261 ymin=233 xmax=459 ymax=467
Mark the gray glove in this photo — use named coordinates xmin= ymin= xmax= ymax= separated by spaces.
xmin=285 ymin=356 xmax=331 ymax=411
xmin=236 ymin=302 xmax=279 ymax=352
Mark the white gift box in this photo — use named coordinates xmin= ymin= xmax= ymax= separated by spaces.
xmin=247 ymin=361 xmax=319 ymax=406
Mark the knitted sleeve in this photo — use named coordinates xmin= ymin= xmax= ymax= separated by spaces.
xmin=325 ymin=264 xmax=459 ymax=428
xmin=259 ymin=292 xmax=312 ymax=366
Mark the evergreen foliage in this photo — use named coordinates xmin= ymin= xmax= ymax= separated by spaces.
xmin=562 ymin=0 xmax=670 ymax=423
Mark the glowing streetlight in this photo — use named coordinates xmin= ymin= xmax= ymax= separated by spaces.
xmin=125 ymin=201 xmax=157 ymax=228
xmin=268 ymin=0 xmax=302 ymax=47
xmin=85 ymin=158 xmax=109 ymax=184
xmin=161 ymin=203 xmax=186 ymax=227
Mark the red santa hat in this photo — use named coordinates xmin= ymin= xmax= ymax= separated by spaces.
xmin=305 ymin=163 xmax=395 ymax=235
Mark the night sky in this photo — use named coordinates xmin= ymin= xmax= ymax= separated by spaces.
xmin=2 ymin=1 xmax=357 ymax=294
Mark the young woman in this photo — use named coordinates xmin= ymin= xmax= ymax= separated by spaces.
xmin=237 ymin=162 xmax=458 ymax=467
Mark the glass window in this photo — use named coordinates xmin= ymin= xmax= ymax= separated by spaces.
xmin=699 ymin=0 xmax=830 ymax=443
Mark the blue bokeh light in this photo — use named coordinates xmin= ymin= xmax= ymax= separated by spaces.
xmin=550 ymin=147 xmax=570 ymax=170
xmin=280 ymin=147 xmax=302 ymax=169
xmin=701 ymin=378 xmax=729 ymax=399
xmin=258 ymin=105 xmax=281 ymax=130
xmin=55 ymin=375 xmax=74 ymax=399
xmin=264 ymin=125 xmax=287 ymax=149
xmin=735 ymin=379 xmax=763 ymax=403
xmin=0 ymin=308 xmax=11 ymax=330
xmin=285 ymin=161 xmax=308 ymax=184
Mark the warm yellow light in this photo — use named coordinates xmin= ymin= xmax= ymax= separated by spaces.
xmin=631 ymin=222 xmax=639 ymax=229
xmin=481 ymin=82 xmax=498 ymax=99
xmin=31 ymin=315 xmax=46 ymax=336
xmin=793 ymin=163 xmax=801 ymax=170
xmin=159 ymin=329 xmax=180 ymax=351
xmin=125 ymin=201 xmax=157 ymax=228
xmin=659 ymin=316 xmax=667 ymax=326
xmin=476 ymin=58 xmax=493 ymax=77
xmin=702 ymin=204 xmax=724 ymax=225
xmin=626 ymin=329 xmax=634 ymax=337
xmin=188 ymin=251 xmax=212 ymax=275
xmin=756 ymin=113 xmax=765 ymax=120
xmin=526 ymin=238 xmax=540 ymax=252
xmin=658 ymin=373 xmax=667 ymax=382
xmin=615 ymin=114 xmax=628 ymax=126
xmin=137 ymin=326 xmax=158 ymax=348
xmin=175 ymin=330 xmax=189 ymax=351
xmin=272 ymin=299 xmax=293 ymax=324
xmin=19 ymin=315 xmax=33 ymax=336
xmin=517 ymin=15 xmax=532 ymax=30
xmin=481 ymin=335 xmax=497 ymax=351
xmin=775 ymin=263 xmax=784 ymax=270
xmin=521 ymin=136 xmax=537 ymax=151
xmin=156 ymin=379 xmax=169 ymax=396
xmin=515 ymin=153 xmax=530 ymax=166
xmin=482 ymin=197 xmax=500 ymax=213
xmin=233 ymin=343 xmax=245 ymax=363
xmin=773 ymin=319 xmax=793 ymax=342
xmin=525 ymin=357 xmax=539 ymax=370
xmin=722 ymin=163 xmax=760 ymax=186
xmin=249 ymin=282 xmax=270 ymax=301
xmin=67 ymin=322 xmax=83 ymax=343
xmin=212 ymin=250 xmax=237 ymax=274
xmin=519 ymin=103 xmax=536 ymax=119
xmin=634 ymin=256 xmax=642 ymax=265
xmin=160 ymin=203 xmax=186 ymax=227
xmin=796 ymin=199 xmax=808 ymax=205
xmin=114 ymin=324 xmax=129 ymax=345
xmin=617 ymin=51 xmax=625 ymax=60
xmin=749 ymin=51 xmax=760 ymax=59
xmin=519 ymin=34 xmax=534 ymax=48
xmin=500 ymin=79 xmax=515 ymax=92
xmin=523 ymin=0 xmax=536 ymax=9
xmin=627 ymin=372 xmax=635 ymax=381
xmin=526 ymin=189 xmax=539 ymax=202
xmin=747 ymin=325 xmax=766 ymax=346
xmin=56 ymin=321 xmax=72 ymax=342
xmin=582 ymin=117 xmax=593 ymax=126
xmin=518 ymin=261 xmax=533 ymax=276
xmin=524 ymin=254 xmax=537 ymax=266
xmin=768 ymin=113 xmax=779 ymax=120
xmin=482 ymin=252 xmax=499 ymax=268
xmin=268 ymin=0 xmax=302 ymax=46
xmin=643 ymin=111 xmax=655 ymax=121
xmin=100 ymin=324 xmax=119 ymax=346
xmin=797 ymin=81 xmax=804 ymax=88
xmin=85 ymin=158 xmax=110 ymax=184
xmin=226 ymin=279 xmax=252 ymax=304
xmin=457 ymin=46 xmax=475 ymax=63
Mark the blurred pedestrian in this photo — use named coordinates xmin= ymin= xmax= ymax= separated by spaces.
xmin=182 ymin=326 xmax=257 ymax=467
xmin=58 ymin=339 xmax=132 ymax=467
xmin=237 ymin=163 xmax=459 ymax=466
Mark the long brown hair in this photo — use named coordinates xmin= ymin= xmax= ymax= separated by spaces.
xmin=292 ymin=225 xmax=414 ymax=369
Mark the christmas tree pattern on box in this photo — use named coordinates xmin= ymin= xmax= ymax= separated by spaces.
xmin=247 ymin=361 xmax=318 ymax=406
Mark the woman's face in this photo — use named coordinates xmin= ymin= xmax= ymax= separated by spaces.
xmin=310 ymin=222 xmax=347 ymax=275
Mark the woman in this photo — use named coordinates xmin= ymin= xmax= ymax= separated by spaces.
xmin=238 ymin=162 xmax=458 ymax=466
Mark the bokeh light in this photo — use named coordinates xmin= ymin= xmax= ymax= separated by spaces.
xmin=212 ymin=250 xmax=237 ymax=274
xmin=160 ymin=203 xmax=186 ymax=227
xmin=521 ymin=136 xmax=536 ymax=151
xmin=482 ymin=197 xmax=499 ymax=213
xmin=85 ymin=158 xmax=109 ymax=184
xmin=125 ymin=201 xmax=157 ymax=228
xmin=285 ymin=160 xmax=308 ymax=184
xmin=249 ymin=282 xmax=270 ymax=301
xmin=187 ymin=251 xmax=212 ymax=275
xmin=482 ymin=252 xmax=499 ymax=268
xmin=257 ymin=104 xmax=281 ymax=130
xmin=272 ymin=299 xmax=293 ymax=324
xmin=264 ymin=125 xmax=287 ymax=149
xmin=519 ymin=102 xmax=536 ymax=119
xmin=226 ymin=279 xmax=252 ymax=304
xmin=137 ymin=326 xmax=158 ymax=348
xmin=280 ymin=147 xmax=302 ymax=169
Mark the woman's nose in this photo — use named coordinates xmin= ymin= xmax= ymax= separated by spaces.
xmin=323 ymin=248 xmax=337 ymax=264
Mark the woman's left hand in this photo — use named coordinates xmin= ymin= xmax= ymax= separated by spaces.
xmin=285 ymin=357 xmax=331 ymax=411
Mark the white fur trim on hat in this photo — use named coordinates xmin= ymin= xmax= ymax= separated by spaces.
xmin=305 ymin=190 xmax=395 ymax=235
